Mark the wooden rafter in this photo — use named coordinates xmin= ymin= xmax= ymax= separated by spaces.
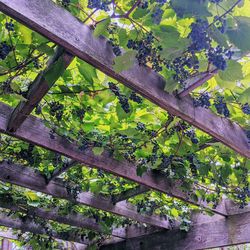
xmin=100 ymin=209 xmax=250 ymax=250
xmin=0 ymin=0 xmax=249 ymax=158
xmin=7 ymin=46 xmax=73 ymax=132
xmin=0 ymin=160 xmax=172 ymax=229
xmin=0 ymin=211 xmax=89 ymax=245
xmin=0 ymin=199 xmax=163 ymax=239
xmin=0 ymin=103 xmax=227 ymax=216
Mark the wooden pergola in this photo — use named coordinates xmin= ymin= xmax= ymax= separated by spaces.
xmin=0 ymin=0 xmax=249 ymax=249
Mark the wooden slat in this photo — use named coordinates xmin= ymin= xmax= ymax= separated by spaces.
xmin=112 ymin=186 xmax=150 ymax=204
xmin=0 ymin=160 xmax=172 ymax=229
xmin=7 ymin=46 xmax=74 ymax=132
xmin=0 ymin=212 xmax=89 ymax=245
xmin=0 ymin=199 xmax=163 ymax=239
xmin=0 ymin=0 xmax=249 ymax=158
xmin=100 ymin=210 xmax=250 ymax=250
xmin=0 ymin=102 xmax=227 ymax=216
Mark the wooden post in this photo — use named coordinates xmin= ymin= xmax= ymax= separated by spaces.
xmin=1 ymin=239 xmax=12 ymax=250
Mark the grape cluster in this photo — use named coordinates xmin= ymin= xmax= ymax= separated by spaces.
xmin=109 ymin=38 xmax=122 ymax=57
xmin=186 ymin=154 xmax=199 ymax=177
xmin=49 ymin=101 xmax=64 ymax=121
xmin=88 ymin=0 xmax=111 ymax=11
xmin=158 ymin=154 xmax=173 ymax=170
xmin=193 ymin=92 xmax=211 ymax=108
xmin=209 ymin=0 xmax=223 ymax=3
xmin=0 ymin=42 xmax=12 ymax=60
xmin=246 ymin=130 xmax=250 ymax=143
xmin=152 ymin=8 xmax=163 ymax=24
xmin=189 ymin=19 xmax=210 ymax=52
xmin=165 ymin=54 xmax=199 ymax=85
xmin=75 ymin=108 xmax=86 ymax=119
xmin=5 ymin=20 xmax=14 ymax=31
xmin=214 ymin=96 xmax=230 ymax=117
xmin=18 ymin=144 xmax=35 ymax=165
xmin=129 ymin=91 xmax=142 ymax=103
xmin=108 ymin=82 xmax=130 ymax=113
xmin=136 ymin=122 xmax=146 ymax=131
xmin=127 ymin=32 xmax=163 ymax=72
xmin=185 ymin=129 xmax=199 ymax=144
xmin=138 ymin=0 xmax=149 ymax=9
xmin=207 ymin=46 xmax=233 ymax=70
xmin=242 ymin=103 xmax=250 ymax=115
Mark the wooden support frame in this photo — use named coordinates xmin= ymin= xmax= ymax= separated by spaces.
xmin=0 ymin=0 xmax=249 ymax=158
xmin=0 ymin=160 xmax=172 ymax=229
xmin=0 ymin=103 xmax=227 ymax=216
xmin=0 ymin=211 xmax=89 ymax=245
xmin=100 ymin=210 xmax=250 ymax=250
xmin=7 ymin=46 xmax=74 ymax=132
xmin=0 ymin=199 xmax=163 ymax=239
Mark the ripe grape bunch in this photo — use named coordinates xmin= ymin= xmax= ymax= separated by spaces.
xmin=214 ymin=96 xmax=230 ymax=118
xmin=88 ymin=0 xmax=112 ymax=11
xmin=127 ymin=32 xmax=163 ymax=72
xmin=0 ymin=42 xmax=12 ymax=60
xmin=193 ymin=92 xmax=211 ymax=109
xmin=242 ymin=103 xmax=250 ymax=115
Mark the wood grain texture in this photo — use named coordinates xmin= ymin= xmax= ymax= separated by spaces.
xmin=0 ymin=102 xmax=227 ymax=216
xmin=0 ymin=212 xmax=89 ymax=245
xmin=0 ymin=0 xmax=249 ymax=158
xmin=0 ymin=200 xmax=162 ymax=239
xmin=101 ymin=210 xmax=250 ymax=250
xmin=0 ymin=160 xmax=171 ymax=229
xmin=7 ymin=46 xmax=73 ymax=132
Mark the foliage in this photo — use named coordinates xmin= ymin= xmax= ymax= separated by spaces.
xmin=0 ymin=0 xmax=250 ymax=248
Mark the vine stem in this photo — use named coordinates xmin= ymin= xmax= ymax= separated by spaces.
xmin=208 ymin=0 xmax=242 ymax=28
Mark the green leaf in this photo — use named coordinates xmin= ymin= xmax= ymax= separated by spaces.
xmin=44 ymin=57 xmax=65 ymax=85
xmin=113 ymin=50 xmax=136 ymax=73
xmin=171 ymin=0 xmax=211 ymax=17
xmin=93 ymin=17 xmax=111 ymax=37
xmin=164 ymin=78 xmax=179 ymax=93
xmin=171 ymin=208 xmax=179 ymax=217
xmin=92 ymin=147 xmax=104 ymax=156
xmin=77 ymin=60 xmax=97 ymax=85
xmin=37 ymin=44 xmax=54 ymax=56
xmin=218 ymin=60 xmax=243 ymax=81
xmin=136 ymin=164 xmax=147 ymax=177
xmin=24 ymin=191 xmax=39 ymax=201
xmin=239 ymin=87 xmax=250 ymax=103
xmin=227 ymin=16 xmax=250 ymax=52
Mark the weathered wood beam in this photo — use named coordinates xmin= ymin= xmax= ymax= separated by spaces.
xmin=0 ymin=161 xmax=172 ymax=229
xmin=0 ymin=103 xmax=227 ymax=216
xmin=0 ymin=199 xmax=162 ymax=239
xmin=100 ymin=210 xmax=250 ymax=250
xmin=1 ymin=238 xmax=12 ymax=250
xmin=7 ymin=46 xmax=73 ymax=132
xmin=0 ymin=0 xmax=249 ymax=158
xmin=0 ymin=212 xmax=89 ymax=245
xmin=112 ymin=186 xmax=150 ymax=204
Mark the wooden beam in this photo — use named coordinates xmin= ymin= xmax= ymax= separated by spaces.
xmin=7 ymin=46 xmax=73 ymax=132
xmin=1 ymin=238 xmax=12 ymax=250
xmin=0 ymin=0 xmax=248 ymax=158
xmin=0 ymin=212 xmax=89 ymax=245
xmin=0 ymin=161 xmax=172 ymax=229
xmin=112 ymin=186 xmax=150 ymax=204
xmin=0 ymin=199 xmax=163 ymax=239
xmin=0 ymin=103 xmax=227 ymax=216
xmin=100 ymin=210 xmax=250 ymax=250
